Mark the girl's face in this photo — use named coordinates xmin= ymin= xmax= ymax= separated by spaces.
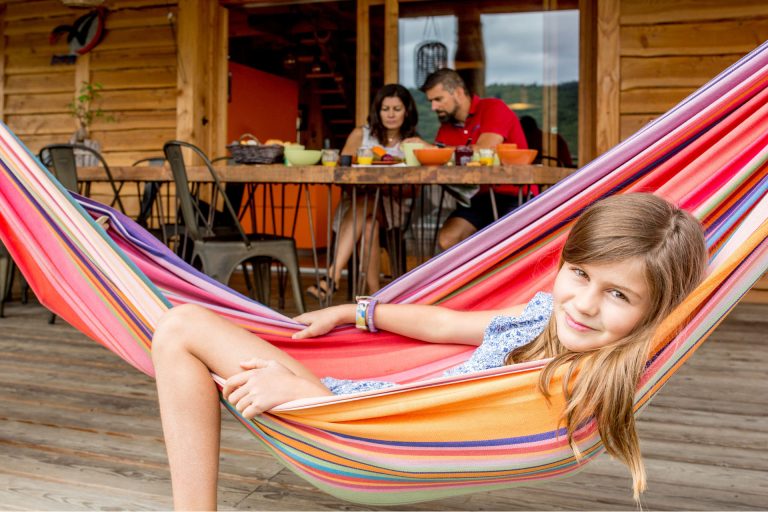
xmin=552 ymin=257 xmax=651 ymax=352
xmin=379 ymin=96 xmax=406 ymax=131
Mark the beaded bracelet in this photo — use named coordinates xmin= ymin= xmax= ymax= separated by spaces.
xmin=355 ymin=296 xmax=379 ymax=333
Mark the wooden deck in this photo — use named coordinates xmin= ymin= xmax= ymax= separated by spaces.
xmin=0 ymin=285 xmax=766 ymax=510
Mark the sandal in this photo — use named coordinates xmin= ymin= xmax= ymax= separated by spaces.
xmin=306 ymin=276 xmax=337 ymax=301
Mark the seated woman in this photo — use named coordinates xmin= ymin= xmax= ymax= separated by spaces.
xmin=307 ymin=83 xmax=419 ymax=299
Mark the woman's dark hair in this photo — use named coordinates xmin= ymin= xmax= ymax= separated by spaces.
xmin=368 ymin=83 xmax=419 ymax=146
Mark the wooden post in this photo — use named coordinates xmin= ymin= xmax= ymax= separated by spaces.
xmin=383 ymin=0 xmax=399 ymax=85
xmin=211 ymin=1 xmax=229 ymax=157
xmin=542 ymin=0 xmax=558 ymax=164
xmin=455 ymin=7 xmax=485 ymax=97
xmin=176 ymin=0 xmax=228 ymax=156
xmin=0 ymin=5 xmax=5 ymax=122
xmin=356 ymin=0 xmax=371 ymax=126
xmin=578 ymin=0 xmax=598 ymax=165
xmin=595 ymin=0 xmax=620 ymax=157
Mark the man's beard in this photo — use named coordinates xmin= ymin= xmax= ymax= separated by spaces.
xmin=436 ymin=105 xmax=459 ymax=124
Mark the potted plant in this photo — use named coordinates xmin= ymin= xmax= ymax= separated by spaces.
xmin=68 ymin=80 xmax=108 ymax=165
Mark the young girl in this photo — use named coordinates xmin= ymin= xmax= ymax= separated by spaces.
xmin=151 ymin=193 xmax=707 ymax=510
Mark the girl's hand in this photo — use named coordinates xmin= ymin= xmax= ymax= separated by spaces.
xmin=223 ymin=358 xmax=306 ymax=418
xmin=292 ymin=305 xmax=354 ymax=339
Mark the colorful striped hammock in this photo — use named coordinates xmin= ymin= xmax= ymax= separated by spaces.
xmin=0 ymin=41 xmax=766 ymax=505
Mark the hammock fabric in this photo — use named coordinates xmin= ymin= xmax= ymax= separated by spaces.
xmin=0 ymin=40 xmax=767 ymax=504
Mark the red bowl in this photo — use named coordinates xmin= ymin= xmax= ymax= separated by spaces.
xmin=498 ymin=148 xmax=538 ymax=165
xmin=414 ymin=147 xmax=455 ymax=166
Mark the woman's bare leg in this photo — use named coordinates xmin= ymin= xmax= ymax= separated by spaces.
xmin=365 ymin=218 xmax=381 ymax=293
xmin=151 ymin=303 xmax=325 ymax=510
xmin=329 ymin=195 xmax=377 ymax=284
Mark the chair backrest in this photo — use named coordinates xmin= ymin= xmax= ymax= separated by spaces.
xmin=38 ymin=144 xmax=79 ymax=191
xmin=162 ymin=141 xmax=248 ymax=243
xmin=38 ymin=143 xmax=125 ymax=212
xmin=133 ymin=157 xmax=166 ymax=228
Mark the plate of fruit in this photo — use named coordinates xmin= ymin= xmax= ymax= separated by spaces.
xmin=371 ymin=147 xmax=403 ymax=165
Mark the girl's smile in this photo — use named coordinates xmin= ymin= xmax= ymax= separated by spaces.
xmin=563 ymin=312 xmax=595 ymax=333
xmin=553 ymin=257 xmax=651 ymax=352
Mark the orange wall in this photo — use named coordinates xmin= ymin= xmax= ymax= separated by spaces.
xmin=227 ymin=63 xmax=336 ymax=249
xmin=228 ymin=62 xmax=299 ymax=143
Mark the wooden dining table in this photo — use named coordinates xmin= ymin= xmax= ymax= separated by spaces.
xmin=78 ymin=163 xmax=573 ymax=186
xmin=78 ymin=163 xmax=574 ymax=304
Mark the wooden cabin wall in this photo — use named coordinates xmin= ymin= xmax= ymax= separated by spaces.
xmin=616 ymin=0 xmax=768 ymax=302
xmin=617 ymin=0 xmax=768 ymax=139
xmin=1 ymin=0 xmax=179 ymax=165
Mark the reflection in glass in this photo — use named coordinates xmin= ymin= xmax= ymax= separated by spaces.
xmin=399 ymin=7 xmax=579 ymax=166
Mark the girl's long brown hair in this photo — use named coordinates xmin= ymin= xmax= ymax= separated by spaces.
xmin=507 ymin=193 xmax=707 ymax=499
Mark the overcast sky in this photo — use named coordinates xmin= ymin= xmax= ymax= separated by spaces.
xmin=399 ymin=10 xmax=579 ymax=88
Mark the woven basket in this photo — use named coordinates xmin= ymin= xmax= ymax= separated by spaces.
xmin=227 ymin=134 xmax=284 ymax=164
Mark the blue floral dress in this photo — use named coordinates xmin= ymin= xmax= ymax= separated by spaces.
xmin=321 ymin=292 xmax=553 ymax=395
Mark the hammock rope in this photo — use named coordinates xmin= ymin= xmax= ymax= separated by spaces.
xmin=0 ymin=42 xmax=766 ymax=505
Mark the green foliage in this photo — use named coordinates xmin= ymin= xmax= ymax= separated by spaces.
xmin=67 ymin=81 xmax=110 ymax=132
xmin=409 ymin=81 xmax=580 ymax=165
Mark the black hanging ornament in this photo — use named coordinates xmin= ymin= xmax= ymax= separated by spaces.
xmin=414 ymin=18 xmax=447 ymax=88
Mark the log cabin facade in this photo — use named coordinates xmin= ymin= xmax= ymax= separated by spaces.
xmin=0 ymin=0 xmax=766 ymax=299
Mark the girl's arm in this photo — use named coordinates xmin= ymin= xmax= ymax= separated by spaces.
xmin=293 ymin=302 xmax=526 ymax=346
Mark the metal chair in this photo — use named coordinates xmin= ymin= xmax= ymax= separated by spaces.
xmin=163 ymin=141 xmax=305 ymax=313
xmin=0 ymin=242 xmax=12 ymax=318
xmin=0 ymin=239 xmax=32 ymax=318
xmin=132 ymin=156 xmax=174 ymax=245
xmin=36 ymin=144 xmax=125 ymax=323
xmin=38 ymin=143 xmax=125 ymax=213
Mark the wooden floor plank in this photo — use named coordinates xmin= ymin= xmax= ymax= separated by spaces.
xmin=0 ymin=300 xmax=766 ymax=510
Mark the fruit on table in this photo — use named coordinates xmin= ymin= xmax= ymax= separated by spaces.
xmin=372 ymin=146 xmax=387 ymax=158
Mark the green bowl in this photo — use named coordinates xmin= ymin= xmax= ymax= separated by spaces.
xmin=285 ymin=149 xmax=321 ymax=166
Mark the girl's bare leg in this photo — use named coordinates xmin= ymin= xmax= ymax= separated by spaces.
xmin=151 ymin=303 xmax=325 ymax=510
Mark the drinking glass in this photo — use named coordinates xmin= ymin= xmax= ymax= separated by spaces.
xmin=321 ymin=149 xmax=339 ymax=167
xmin=478 ymin=148 xmax=495 ymax=166
xmin=402 ymin=142 xmax=424 ymax=166
xmin=357 ymin=147 xmax=374 ymax=165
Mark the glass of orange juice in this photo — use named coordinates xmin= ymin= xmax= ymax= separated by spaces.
xmin=322 ymin=149 xmax=339 ymax=167
xmin=478 ymin=148 xmax=495 ymax=166
xmin=357 ymin=147 xmax=374 ymax=165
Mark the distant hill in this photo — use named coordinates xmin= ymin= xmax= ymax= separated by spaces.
xmin=409 ymin=81 xmax=579 ymax=164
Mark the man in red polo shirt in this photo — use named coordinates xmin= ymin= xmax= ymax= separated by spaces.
xmin=405 ymin=69 xmax=528 ymax=250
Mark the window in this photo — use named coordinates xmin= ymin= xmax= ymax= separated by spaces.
xmin=399 ymin=6 xmax=579 ymax=166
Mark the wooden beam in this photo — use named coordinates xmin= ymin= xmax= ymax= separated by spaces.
xmin=542 ymin=0 xmax=557 ymax=163
xmin=176 ymin=0 xmax=199 ymax=146
xmin=177 ymin=0 xmax=228 ymax=156
xmin=383 ymin=0 xmax=399 ymax=84
xmin=0 ymin=4 xmax=5 ymax=122
xmin=455 ymin=7 xmax=484 ymax=97
xmin=356 ymin=0 xmax=370 ymax=126
xmin=595 ymin=0 xmax=620 ymax=155
xmin=578 ymin=0 xmax=598 ymax=165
